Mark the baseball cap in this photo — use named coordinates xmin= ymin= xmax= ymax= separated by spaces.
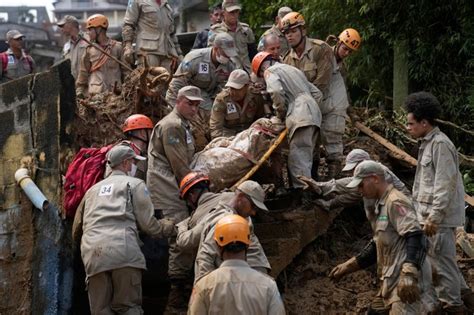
xmin=225 ymin=69 xmax=249 ymax=89
xmin=237 ymin=180 xmax=269 ymax=211
xmin=278 ymin=6 xmax=292 ymax=18
xmin=346 ymin=160 xmax=385 ymax=188
xmin=107 ymin=145 xmax=146 ymax=168
xmin=213 ymin=32 xmax=238 ymax=58
xmin=57 ymin=15 xmax=79 ymax=27
xmin=6 ymin=30 xmax=25 ymax=41
xmin=222 ymin=0 xmax=241 ymax=12
xmin=178 ymin=86 xmax=204 ymax=102
xmin=341 ymin=149 xmax=371 ymax=172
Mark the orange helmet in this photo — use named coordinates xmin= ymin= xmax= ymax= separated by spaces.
xmin=338 ymin=28 xmax=361 ymax=51
xmin=214 ymin=214 xmax=250 ymax=247
xmin=252 ymin=51 xmax=272 ymax=76
xmin=280 ymin=12 xmax=305 ymax=33
xmin=86 ymin=14 xmax=109 ymax=29
xmin=122 ymin=114 xmax=154 ymax=133
xmin=179 ymin=172 xmax=210 ymax=198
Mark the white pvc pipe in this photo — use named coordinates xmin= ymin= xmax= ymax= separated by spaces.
xmin=14 ymin=168 xmax=49 ymax=211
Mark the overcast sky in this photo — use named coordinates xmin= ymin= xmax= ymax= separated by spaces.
xmin=3 ymin=0 xmax=56 ymax=21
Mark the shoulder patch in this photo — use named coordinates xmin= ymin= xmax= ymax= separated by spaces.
xmin=167 ymin=134 xmax=180 ymax=145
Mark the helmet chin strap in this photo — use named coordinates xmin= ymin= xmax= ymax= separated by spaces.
xmin=293 ymin=27 xmax=305 ymax=49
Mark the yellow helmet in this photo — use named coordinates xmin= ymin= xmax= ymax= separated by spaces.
xmin=86 ymin=14 xmax=109 ymax=29
xmin=214 ymin=214 xmax=250 ymax=247
xmin=338 ymin=28 xmax=361 ymax=51
xmin=280 ymin=12 xmax=305 ymax=33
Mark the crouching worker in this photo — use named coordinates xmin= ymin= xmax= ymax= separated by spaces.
xmin=188 ymin=214 xmax=285 ymax=315
xmin=72 ymin=145 xmax=176 ymax=314
xmin=329 ymin=160 xmax=435 ymax=314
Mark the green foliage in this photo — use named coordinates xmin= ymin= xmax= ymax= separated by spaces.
xmin=463 ymin=169 xmax=474 ymax=195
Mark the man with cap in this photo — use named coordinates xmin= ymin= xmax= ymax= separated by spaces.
xmin=146 ymin=85 xmax=202 ymax=312
xmin=166 ymin=32 xmax=237 ymax=150
xmin=329 ymin=160 xmax=434 ymax=314
xmin=57 ymin=15 xmax=88 ymax=80
xmin=192 ymin=3 xmax=223 ymax=49
xmin=298 ymin=148 xmax=410 ymax=212
xmin=208 ymin=0 xmax=256 ymax=73
xmin=210 ymin=69 xmax=264 ymax=138
xmin=122 ymin=0 xmax=182 ymax=71
xmin=0 ymin=30 xmax=35 ymax=83
xmin=72 ymin=144 xmax=176 ymax=314
xmin=194 ymin=180 xmax=271 ymax=284
xmin=188 ymin=214 xmax=285 ymax=315
xmin=257 ymin=6 xmax=292 ymax=57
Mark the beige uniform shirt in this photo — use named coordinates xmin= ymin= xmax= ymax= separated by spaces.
xmin=370 ymin=185 xmax=429 ymax=306
xmin=122 ymin=0 xmax=181 ymax=57
xmin=0 ymin=49 xmax=35 ymax=83
xmin=62 ymin=35 xmax=88 ymax=79
xmin=209 ymin=87 xmax=262 ymax=139
xmin=264 ymin=63 xmax=323 ymax=138
xmin=166 ymin=47 xmax=234 ymax=110
xmin=194 ymin=202 xmax=271 ymax=283
xmin=257 ymin=24 xmax=290 ymax=57
xmin=76 ymin=39 xmax=126 ymax=95
xmin=72 ymin=170 xmax=172 ymax=278
xmin=412 ymin=127 xmax=465 ymax=227
xmin=209 ymin=21 xmax=255 ymax=73
xmin=147 ymin=108 xmax=195 ymax=210
xmin=283 ymin=37 xmax=333 ymax=98
xmin=188 ymin=259 xmax=285 ymax=315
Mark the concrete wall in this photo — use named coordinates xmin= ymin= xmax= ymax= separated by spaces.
xmin=0 ymin=60 xmax=75 ymax=314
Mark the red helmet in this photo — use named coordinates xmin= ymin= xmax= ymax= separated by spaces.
xmin=122 ymin=114 xmax=154 ymax=133
xmin=179 ymin=172 xmax=210 ymax=198
xmin=252 ymin=51 xmax=272 ymax=76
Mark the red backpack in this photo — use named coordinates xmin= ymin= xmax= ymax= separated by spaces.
xmin=63 ymin=145 xmax=113 ymax=218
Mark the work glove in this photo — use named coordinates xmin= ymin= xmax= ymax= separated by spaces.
xmin=397 ymin=262 xmax=421 ymax=304
xmin=159 ymin=218 xmax=177 ymax=238
xmin=423 ymin=220 xmax=438 ymax=237
xmin=123 ymin=43 xmax=134 ymax=65
xmin=329 ymin=256 xmax=360 ymax=281
xmin=297 ymin=175 xmax=323 ymax=195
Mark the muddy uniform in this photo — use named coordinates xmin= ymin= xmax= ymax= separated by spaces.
xmin=76 ymin=39 xmax=126 ymax=95
xmin=257 ymin=24 xmax=290 ymax=57
xmin=147 ymin=108 xmax=195 ymax=279
xmin=264 ymin=63 xmax=323 ymax=188
xmin=412 ymin=126 xmax=466 ymax=308
xmin=209 ymin=21 xmax=255 ymax=73
xmin=72 ymin=169 xmax=174 ymax=314
xmin=62 ymin=35 xmax=88 ymax=79
xmin=0 ymin=48 xmax=35 ymax=83
xmin=194 ymin=202 xmax=271 ymax=284
xmin=209 ymin=87 xmax=262 ymax=139
xmin=166 ymin=47 xmax=234 ymax=151
xmin=369 ymin=185 xmax=432 ymax=313
xmin=122 ymin=0 xmax=182 ymax=71
xmin=188 ymin=259 xmax=285 ymax=315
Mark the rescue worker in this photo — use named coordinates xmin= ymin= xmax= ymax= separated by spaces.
xmin=257 ymin=6 xmax=292 ymax=56
xmin=0 ymin=30 xmax=35 ymax=83
xmin=166 ymin=32 xmax=237 ymax=151
xmin=76 ymin=14 xmax=127 ymax=98
xmin=57 ymin=15 xmax=88 ymax=80
xmin=261 ymin=33 xmax=282 ymax=61
xmin=210 ymin=69 xmax=263 ymax=138
xmin=330 ymin=160 xmax=433 ymax=314
xmin=208 ymin=0 xmax=256 ymax=73
xmin=281 ymin=12 xmax=348 ymax=179
xmin=406 ymin=91 xmax=473 ymax=314
xmin=188 ymin=214 xmax=286 ymax=315
xmin=146 ymin=86 xmax=202 ymax=313
xmin=192 ymin=3 xmax=223 ymax=49
xmin=72 ymin=145 xmax=176 ymax=315
xmin=252 ymin=52 xmax=323 ymax=190
xmin=298 ymin=148 xmax=410 ymax=212
xmin=194 ymin=180 xmax=271 ymax=284
xmin=122 ymin=0 xmax=182 ymax=71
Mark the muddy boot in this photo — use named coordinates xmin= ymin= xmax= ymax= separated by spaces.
xmin=366 ymin=296 xmax=389 ymax=315
xmin=461 ymin=288 xmax=474 ymax=313
xmin=164 ymin=279 xmax=191 ymax=315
